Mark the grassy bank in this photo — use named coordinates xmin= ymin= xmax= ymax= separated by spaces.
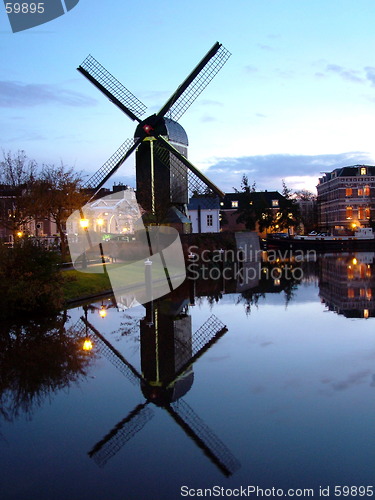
xmin=62 ymin=269 xmax=112 ymax=302
xmin=61 ymin=262 xmax=181 ymax=303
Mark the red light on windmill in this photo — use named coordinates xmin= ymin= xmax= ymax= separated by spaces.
xmin=143 ymin=124 xmax=154 ymax=135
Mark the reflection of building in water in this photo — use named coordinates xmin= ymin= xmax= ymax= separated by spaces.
xmin=140 ymin=297 xmax=193 ymax=404
xmin=319 ymin=253 xmax=375 ymax=318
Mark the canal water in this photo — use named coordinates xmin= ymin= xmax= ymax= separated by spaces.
xmin=0 ymin=254 xmax=374 ymax=500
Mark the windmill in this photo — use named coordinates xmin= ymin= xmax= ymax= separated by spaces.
xmin=77 ymin=42 xmax=230 ymax=228
xmin=77 ymin=295 xmax=240 ymax=476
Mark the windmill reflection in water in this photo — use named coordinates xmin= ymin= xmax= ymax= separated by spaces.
xmin=77 ymin=292 xmax=240 ymax=477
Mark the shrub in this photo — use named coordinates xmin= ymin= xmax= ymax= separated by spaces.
xmin=0 ymin=240 xmax=64 ymax=319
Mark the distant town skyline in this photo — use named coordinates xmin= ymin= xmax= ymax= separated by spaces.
xmin=1 ymin=0 xmax=375 ymax=194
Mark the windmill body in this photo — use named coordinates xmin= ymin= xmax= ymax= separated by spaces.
xmin=77 ymin=42 xmax=230 ymax=232
xmin=135 ymin=117 xmax=190 ymax=226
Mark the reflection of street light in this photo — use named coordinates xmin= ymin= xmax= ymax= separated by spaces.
xmin=82 ymin=338 xmax=93 ymax=351
xmin=99 ymin=305 xmax=107 ymax=318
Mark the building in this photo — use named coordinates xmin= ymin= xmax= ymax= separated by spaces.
xmin=187 ymin=196 xmax=220 ymax=233
xmin=220 ymin=191 xmax=286 ymax=234
xmin=317 ymin=165 xmax=375 ymax=233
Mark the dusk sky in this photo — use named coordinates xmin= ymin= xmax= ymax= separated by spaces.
xmin=1 ymin=0 xmax=375 ymax=194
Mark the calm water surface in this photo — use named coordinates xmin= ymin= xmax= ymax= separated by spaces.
xmin=0 ymin=254 xmax=374 ymax=499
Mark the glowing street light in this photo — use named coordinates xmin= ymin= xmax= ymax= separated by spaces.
xmin=80 ymin=218 xmax=89 ymax=229
xmin=82 ymin=338 xmax=93 ymax=351
xmin=17 ymin=231 xmax=23 ymax=237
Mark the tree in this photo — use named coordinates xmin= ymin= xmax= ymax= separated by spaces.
xmin=235 ymin=175 xmax=273 ymax=231
xmin=0 ymin=150 xmax=37 ymax=239
xmin=294 ymin=189 xmax=317 ymax=202
xmin=274 ymin=180 xmax=300 ymax=234
xmin=36 ymin=163 xmax=89 ymax=261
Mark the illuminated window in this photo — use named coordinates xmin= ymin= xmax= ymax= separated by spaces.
xmin=206 ymin=214 xmax=213 ymax=227
xmin=365 ymin=207 xmax=371 ymax=219
xmin=345 ymin=188 xmax=352 ymax=196
xmin=360 ymin=288 xmax=366 ymax=298
xmin=231 ymin=201 xmax=238 ymax=208
xmin=364 ymin=185 xmax=370 ymax=196
xmin=347 ymin=288 xmax=355 ymax=298
xmin=358 ymin=188 xmax=363 ymax=196
xmin=346 ymin=206 xmax=353 ymax=219
xmin=366 ymin=289 xmax=372 ymax=299
xmin=272 ymin=199 xmax=279 ymax=207
xmin=358 ymin=207 xmax=364 ymax=219
xmin=347 ymin=266 xmax=354 ymax=280
xmin=360 ymin=167 xmax=367 ymax=175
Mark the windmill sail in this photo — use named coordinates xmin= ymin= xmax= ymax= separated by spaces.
xmin=155 ymin=136 xmax=225 ymax=199
xmin=166 ymin=315 xmax=228 ymax=388
xmin=80 ymin=317 xmax=143 ymax=386
xmin=88 ymin=402 xmax=154 ymax=467
xmin=84 ymin=137 xmax=141 ymax=193
xmin=78 ymin=55 xmax=147 ymax=122
xmin=167 ymin=399 xmax=240 ymax=477
xmin=156 ymin=42 xmax=231 ymax=121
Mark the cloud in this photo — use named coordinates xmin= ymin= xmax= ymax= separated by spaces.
xmin=257 ymin=43 xmax=273 ymax=51
xmin=325 ymin=64 xmax=364 ymax=83
xmin=244 ymin=65 xmax=258 ymax=74
xmin=364 ymin=66 xmax=375 ymax=86
xmin=198 ymin=99 xmax=223 ymax=107
xmin=330 ymin=370 xmax=372 ymax=391
xmin=200 ymin=115 xmax=217 ymax=123
xmin=0 ymin=81 xmax=96 ymax=108
xmin=203 ymin=151 xmax=374 ymax=192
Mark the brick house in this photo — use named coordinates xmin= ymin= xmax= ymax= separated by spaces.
xmin=317 ymin=165 xmax=375 ymax=233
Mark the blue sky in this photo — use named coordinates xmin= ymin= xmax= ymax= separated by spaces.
xmin=1 ymin=0 xmax=375 ymax=194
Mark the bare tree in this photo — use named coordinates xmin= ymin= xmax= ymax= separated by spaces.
xmin=0 ymin=150 xmax=37 ymax=238
xmin=37 ymin=163 xmax=89 ymax=261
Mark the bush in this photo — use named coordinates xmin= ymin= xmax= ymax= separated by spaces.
xmin=0 ymin=240 xmax=64 ymax=319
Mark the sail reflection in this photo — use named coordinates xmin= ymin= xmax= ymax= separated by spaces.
xmin=80 ymin=287 xmax=240 ymax=476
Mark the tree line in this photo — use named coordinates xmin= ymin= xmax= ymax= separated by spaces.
xmin=0 ymin=150 xmax=89 ymax=260
xmin=232 ymin=175 xmax=317 ymax=233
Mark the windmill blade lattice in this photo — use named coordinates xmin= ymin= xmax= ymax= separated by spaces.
xmin=88 ymin=402 xmax=154 ymax=467
xmin=159 ymin=43 xmax=231 ymax=122
xmin=153 ymin=139 xmax=223 ymax=208
xmin=84 ymin=137 xmax=140 ymax=191
xmin=168 ymin=399 xmax=240 ymax=477
xmin=78 ymin=55 xmax=147 ymax=121
xmin=80 ymin=317 xmax=143 ymax=386
xmin=169 ymin=315 xmax=228 ymax=386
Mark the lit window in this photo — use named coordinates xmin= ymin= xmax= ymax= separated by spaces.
xmin=272 ymin=199 xmax=279 ymax=207
xmin=365 ymin=207 xmax=371 ymax=219
xmin=347 ymin=288 xmax=355 ymax=298
xmin=358 ymin=207 xmax=364 ymax=219
xmin=206 ymin=214 xmax=213 ymax=227
xmin=358 ymin=188 xmax=363 ymax=196
xmin=360 ymin=167 xmax=367 ymax=175
xmin=231 ymin=201 xmax=238 ymax=208
xmin=364 ymin=185 xmax=370 ymax=196
xmin=345 ymin=188 xmax=352 ymax=196
xmin=346 ymin=206 xmax=353 ymax=219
